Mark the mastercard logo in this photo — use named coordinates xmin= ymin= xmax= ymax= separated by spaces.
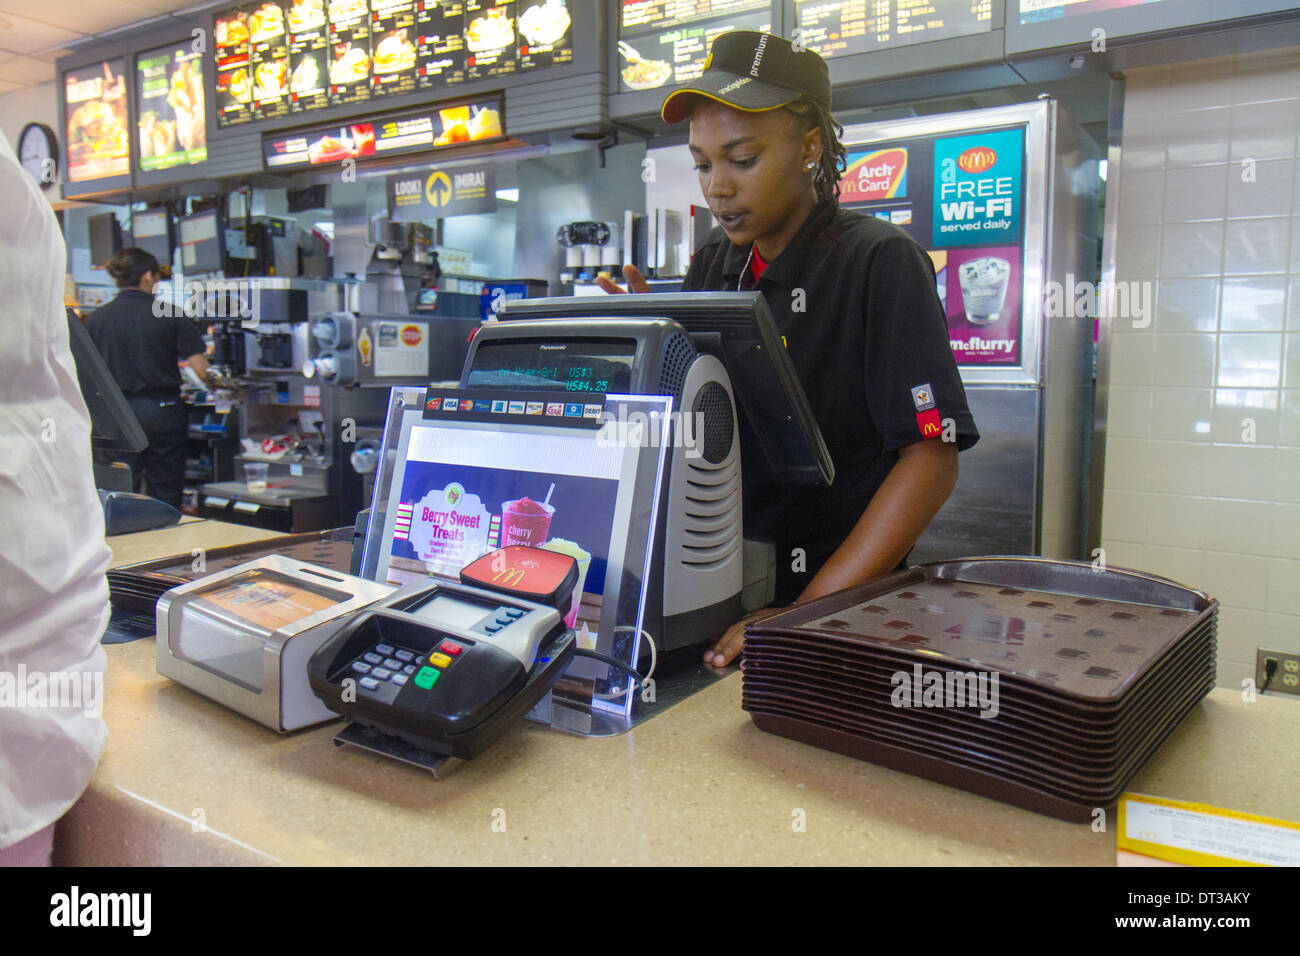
xmin=958 ymin=147 xmax=997 ymax=174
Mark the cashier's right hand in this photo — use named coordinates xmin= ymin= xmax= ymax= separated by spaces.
xmin=594 ymin=264 xmax=650 ymax=295
xmin=704 ymin=608 xmax=783 ymax=669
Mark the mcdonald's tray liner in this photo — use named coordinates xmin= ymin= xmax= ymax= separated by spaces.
xmin=741 ymin=558 xmax=1217 ymax=822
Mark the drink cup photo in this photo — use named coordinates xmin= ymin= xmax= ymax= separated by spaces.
xmin=959 ymin=256 xmax=1011 ymax=326
xmin=500 ymin=496 xmax=554 ymax=548
xmin=541 ymin=538 xmax=591 ymax=629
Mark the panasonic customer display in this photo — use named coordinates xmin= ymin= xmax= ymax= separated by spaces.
xmin=492 ymin=292 xmax=834 ymax=486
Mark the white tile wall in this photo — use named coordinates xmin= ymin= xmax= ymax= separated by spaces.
xmin=1105 ymin=48 xmax=1300 ymax=694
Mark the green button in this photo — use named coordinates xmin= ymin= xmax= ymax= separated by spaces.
xmin=414 ymin=666 xmax=440 ymax=690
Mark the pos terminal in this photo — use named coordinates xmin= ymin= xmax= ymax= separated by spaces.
xmin=307 ymin=547 xmax=580 ymax=772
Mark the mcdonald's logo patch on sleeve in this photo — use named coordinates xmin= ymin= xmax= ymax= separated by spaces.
xmin=916 ymin=409 xmax=942 ymax=439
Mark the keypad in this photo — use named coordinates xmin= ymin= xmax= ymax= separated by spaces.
xmin=345 ymin=637 xmax=463 ymax=696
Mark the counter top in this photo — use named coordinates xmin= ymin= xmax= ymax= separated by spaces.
xmin=56 ymin=523 xmax=1300 ymax=866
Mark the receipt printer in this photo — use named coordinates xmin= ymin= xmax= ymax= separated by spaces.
xmin=156 ymin=555 xmax=394 ymax=731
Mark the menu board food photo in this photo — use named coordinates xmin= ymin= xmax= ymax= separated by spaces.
xmin=617 ymin=0 xmax=768 ymax=93
xmin=64 ymin=58 xmax=130 ymax=182
xmin=288 ymin=0 xmax=330 ymax=112
xmin=263 ymin=95 xmax=503 ymax=170
xmin=372 ymin=0 xmax=419 ymax=97
xmin=792 ymin=0 xmax=994 ymax=58
xmin=464 ymin=0 xmax=518 ymax=79
xmin=328 ymin=0 xmax=372 ymax=106
xmin=136 ymin=43 xmax=208 ymax=171
xmin=216 ymin=10 xmax=254 ymax=126
xmin=249 ymin=1 xmax=291 ymax=120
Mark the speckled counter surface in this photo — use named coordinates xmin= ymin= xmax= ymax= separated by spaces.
xmin=55 ymin=523 xmax=1300 ymax=866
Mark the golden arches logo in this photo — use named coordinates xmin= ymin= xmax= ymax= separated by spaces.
xmin=493 ymin=567 xmax=526 ymax=586
xmin=957 ymin=147 xmax=997 ymax=174
xmin=425 ymin=171 xmax=452 ymax=207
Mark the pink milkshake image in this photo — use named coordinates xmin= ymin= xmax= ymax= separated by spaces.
xmin=500 ymin=495 xmax=554 ymax=548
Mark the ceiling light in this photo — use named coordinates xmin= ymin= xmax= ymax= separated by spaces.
xmin=495 ymin=188 xmax=519 ymax=202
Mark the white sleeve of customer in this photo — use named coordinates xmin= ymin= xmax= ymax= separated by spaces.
xmin=0 ymin=131 xmax=111 ymax=848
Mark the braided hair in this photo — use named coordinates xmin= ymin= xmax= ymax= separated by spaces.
xmin=783 ymin=97 xmax=848 ymax=203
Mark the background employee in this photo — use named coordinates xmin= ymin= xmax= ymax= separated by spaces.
xmin=87 ymin=247 xmax=210 ymax=510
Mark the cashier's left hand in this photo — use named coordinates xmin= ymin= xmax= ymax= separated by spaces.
xmin=704 ymin=608 xmax=786 ymax=669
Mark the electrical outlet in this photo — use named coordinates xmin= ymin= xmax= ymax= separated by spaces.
xmin=1255 ymin=648 xmax=1300 ymax=697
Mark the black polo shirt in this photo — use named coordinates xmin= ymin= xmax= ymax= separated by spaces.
xmin=87 ymin=289 xmax=207 ymax=397
xmin=683 ymin=198 xmax=979 ymax=603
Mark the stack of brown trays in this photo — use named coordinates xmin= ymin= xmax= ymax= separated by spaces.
xmin=742 ymin=558 xmax=1217 ymax=822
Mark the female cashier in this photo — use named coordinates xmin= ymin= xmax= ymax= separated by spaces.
xmin=598 ymin=32 xmax=980 ymax=667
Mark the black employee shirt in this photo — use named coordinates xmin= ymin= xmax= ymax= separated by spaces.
xmin=683 ymin=198 xmax=979 ymax=603
xmin=87 ymin=289 xmax=207 ymax=397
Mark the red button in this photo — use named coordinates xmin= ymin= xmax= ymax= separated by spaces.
xmin=439 ymin=641 xmax=463 ymax=656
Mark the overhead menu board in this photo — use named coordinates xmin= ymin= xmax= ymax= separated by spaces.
xmin=136 ymin=41 xmax=208 ymax=171
xmin=64 ymin=58 xmax=130 ymax=182
xmin=616 ymin=0 xmax=770 ymax=94
xmin=213 ymin=0 xmax=573 ymax=128
xmin=792 ymin=0 xmax=994 ymax=59
xmin=262 ymin=93 xmax=504 ymax=169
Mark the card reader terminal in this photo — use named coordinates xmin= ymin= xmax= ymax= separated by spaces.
xmin=308 ymin=576 xmax=575 ymax=761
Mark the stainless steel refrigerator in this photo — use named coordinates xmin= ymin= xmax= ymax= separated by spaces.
xmin=838 ymin=100 xmax=1101 ymax=562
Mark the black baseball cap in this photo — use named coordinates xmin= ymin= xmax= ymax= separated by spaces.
xmin=660 ymin=32 xmax=831 ymax=124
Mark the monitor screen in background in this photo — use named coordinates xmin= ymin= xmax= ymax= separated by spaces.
xmin=179 ymin=210 xmax=222 ymax=273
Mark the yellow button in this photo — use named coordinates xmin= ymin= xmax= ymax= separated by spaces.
xmin=429 ymin=652 xmax=452 ymax=668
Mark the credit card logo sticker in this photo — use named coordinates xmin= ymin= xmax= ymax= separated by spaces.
xmin=545 ymin=403 xmax=564 ymax=416
xmin=839 ymin=147 xmax=908 ymax=201
xmin=491 ymin=400 xmax=507 ymax=413
xmin=583 ymin=404 xmax=603 ymax=419
xmin=525 ymin=402 xmax=544 ymax=415
xmin=461 ymin=399 xmax=475 ymax=411
xmin=507 ymin=401 xmax=525 ymax=414
xmin=563 ymin=403 xmax=583 ymax=417
xmin=441 ymin=398 xmax=459 ymax=411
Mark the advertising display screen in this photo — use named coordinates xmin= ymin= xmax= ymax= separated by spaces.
xmin=136 ymin=42 xmax=208 ymax=171
xmin=1019 ymin=0 xmax=1163 ymax=23
xmin=64 ymin=58 xmax=130 ymax=182
xmin=615 ymin=0 xmax=771 ymax=93
xmin=262 ymin=94 xmax=504 ymax=169
xmin=838 ymin=124 xmax=1028 ymax=367
xmin=792 ymin=0 xmax=994 ymax=58
xmin=212 ymin=0 xmax=573 ymax=124
xmin=1008 ymin=0 xmax=1300 ymax=53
